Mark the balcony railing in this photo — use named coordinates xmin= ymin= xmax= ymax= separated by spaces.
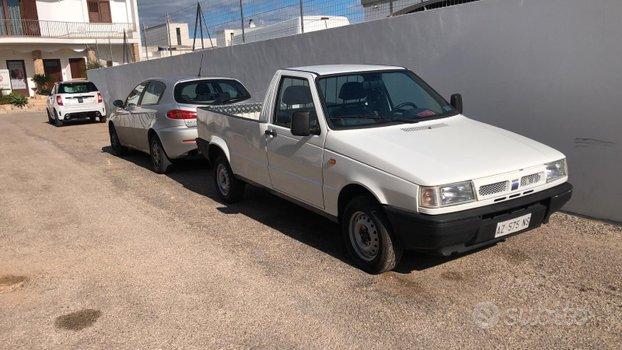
xmin=0 ymin=19 xmax=135 ymax=39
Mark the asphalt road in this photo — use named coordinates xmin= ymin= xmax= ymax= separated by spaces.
xmin=1 ymin=112 xmax=620 ymax=349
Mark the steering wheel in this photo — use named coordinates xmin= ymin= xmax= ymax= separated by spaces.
xmin=393 ymin=102 xmax=418 ymax=112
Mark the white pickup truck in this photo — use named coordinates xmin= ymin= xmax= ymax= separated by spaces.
xmin=196 ymin=64 xmax=572 ymax=274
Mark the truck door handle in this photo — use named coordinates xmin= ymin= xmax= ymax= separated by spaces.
xmin=265 ymin=129 xmax=277 ymax=137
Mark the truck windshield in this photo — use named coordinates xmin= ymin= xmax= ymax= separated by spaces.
xmin=317 ymin=70 xmax=457 ymax=129
xmin=174 ymin=79 xmax=251 ymax=105
xmin=58 ymin=82 xmax=98 ymax=94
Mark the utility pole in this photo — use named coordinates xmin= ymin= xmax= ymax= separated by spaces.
xmin=299 ymin=0 xmax=304 ymax=33
xmin=239 ymin=0 xmax=245 ymax=43
xmin=165 ymin=13 xmax=172 ymax=56
xmin=142 ymin=23 xmax=149 ymax=60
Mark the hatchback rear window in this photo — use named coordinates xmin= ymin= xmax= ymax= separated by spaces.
xmin=58 ymin=82 xmax=98 ymax=94
xmin=174 ymin=79 xmax=250 ymax=105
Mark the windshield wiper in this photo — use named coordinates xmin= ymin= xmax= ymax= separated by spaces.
xmin=391 ymin=117 xmax=421 ymax=124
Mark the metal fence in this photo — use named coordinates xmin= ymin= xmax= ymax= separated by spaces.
xmin=0 ymin=19 xmax=135 ymax=39
xmin=140 ymin=0 xmax=479 ymax=60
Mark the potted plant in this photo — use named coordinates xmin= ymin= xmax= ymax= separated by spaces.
xmin=32 ymin=74 xmax=50 ymax=95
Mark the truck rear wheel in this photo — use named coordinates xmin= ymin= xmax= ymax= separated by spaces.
xmin=213 ymin=155 xmax=245 ymax=203
xmin=342 ymin=196 xmax=402 ymax=274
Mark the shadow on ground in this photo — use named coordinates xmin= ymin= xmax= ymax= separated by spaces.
xmin=101 ymin=146 xmax=484 ymax=274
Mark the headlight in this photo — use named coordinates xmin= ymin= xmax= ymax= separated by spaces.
xmin=419 ymin=181 xmax=475 ymax=208
xmin=545 ymin=159 xmax=567 ymax=183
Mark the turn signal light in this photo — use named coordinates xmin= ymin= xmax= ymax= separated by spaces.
xmin=166 ymin=109 xmax=197 ymax=120
xmin=56 ymin=95 xmax=63 ymax=106
xmin=97 ymin=92 xmax=103 ymax=103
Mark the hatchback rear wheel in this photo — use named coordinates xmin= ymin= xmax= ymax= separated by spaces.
xmin=149 ymin=135 xmax=172 ymax=174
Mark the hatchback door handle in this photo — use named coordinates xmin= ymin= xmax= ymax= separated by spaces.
xmin=265 ymin=129 xmax=277 ymax=137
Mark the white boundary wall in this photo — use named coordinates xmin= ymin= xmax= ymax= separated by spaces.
xmin=89 ymin=0 xmax=622 ymax=222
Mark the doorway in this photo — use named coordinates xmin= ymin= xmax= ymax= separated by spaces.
xmin=69 ymin=58 xmax=86 ymax=79
xmin=5 ymin=60 xmax=29 ymax=96
xmin=43 ymin=59 xmax=62 ymax=84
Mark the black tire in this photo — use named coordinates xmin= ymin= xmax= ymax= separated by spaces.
xmin=90 ymin=116 xmax=96 ymax=122
xmin=55 ymin=117 xmax=63 ymax=127
xmin=213 ymin=155 xmax=245 ymax=203
xmin=108 ymin=123 xmax=127 ymax=156
xmin=99 ymin=116 xmax=107 ymax=123
xmin=149 ymin=134 xmax=172 ymax=174
xmin=47 ymin=110 xmax=53 ymax=124
xmin=342 ymin=196 xmax=402 ymax=274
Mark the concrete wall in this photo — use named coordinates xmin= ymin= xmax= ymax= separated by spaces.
xmin=89 ymin=0 xmax=622 ymax=222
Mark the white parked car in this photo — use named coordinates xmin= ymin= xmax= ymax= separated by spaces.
xmin=196 ymin=64 xmax=572 ymax=274
xmin=47 ymin=80 xmax=106 ymax=127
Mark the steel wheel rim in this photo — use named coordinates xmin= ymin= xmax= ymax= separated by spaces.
xmin=216 ymin=163 xmax=230 ymax=196
xmin=151 ymin=140 xmax=161 ymax=168
xmin=348 ymin=211 xmax=380 ymax=261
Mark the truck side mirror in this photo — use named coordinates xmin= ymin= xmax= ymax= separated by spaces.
xmin=112 ymin=99 xmax=124 ymax=108
xmin=450 ymin=93 xmax=463 ymax=114
xmin=291 ymin=111 xmax=311 ymax=136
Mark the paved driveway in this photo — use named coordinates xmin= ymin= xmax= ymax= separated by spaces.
xmin=0 ymin=112 xmax=620 ymax=348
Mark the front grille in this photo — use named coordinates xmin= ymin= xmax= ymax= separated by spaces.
xmin=521 ymin=172 xmax=543 ymax=187
xmin=479 ymin=181 xmax=509 ymax=196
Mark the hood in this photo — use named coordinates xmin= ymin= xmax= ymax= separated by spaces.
xmin=325 ymin=116 xmax=565 ymax=186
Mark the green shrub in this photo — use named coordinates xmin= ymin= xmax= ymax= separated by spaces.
xmin=32 ymin=74 xmax=50 ymax=95
xmin=8 ymin=92 xmax=28 ymax=107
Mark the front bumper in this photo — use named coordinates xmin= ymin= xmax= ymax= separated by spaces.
xmin=384 ymin=182 xmax=573 ymax=256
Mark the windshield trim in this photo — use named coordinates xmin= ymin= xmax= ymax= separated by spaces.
xmin=313 ymin=69 xmax=458 ymax=130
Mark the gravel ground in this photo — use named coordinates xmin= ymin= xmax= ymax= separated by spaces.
xmin=0 ymin=112 xmax=620 ymax=349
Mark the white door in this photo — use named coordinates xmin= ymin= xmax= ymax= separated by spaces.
xmin=266 ymin=74 xmax=326 ymax=209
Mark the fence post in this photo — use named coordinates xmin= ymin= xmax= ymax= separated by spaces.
xmin=299 ymin=0 xmax=304 ymax=33
xmin=239 ymin=0 xmax=245 ymax=43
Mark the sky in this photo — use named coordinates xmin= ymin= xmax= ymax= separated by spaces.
xmin=138 ymin=0 xmax=364 ymax=30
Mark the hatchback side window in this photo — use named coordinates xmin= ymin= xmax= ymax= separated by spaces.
xmin=140 ymin=81 xmax=166 ymax=105
xmin=274 ymin=77 xmax=318 ymax=130
xmin=125 ymin=82 xmax=147 ymax=107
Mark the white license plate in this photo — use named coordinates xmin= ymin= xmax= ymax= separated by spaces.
xmin=495 ymin=213 xmax=532 ymax=238
xmin=185 ymin=120 xmax=197 ymax=127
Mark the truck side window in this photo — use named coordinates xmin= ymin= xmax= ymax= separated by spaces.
xmin=274 ymin=77 xmax=318 ymax=129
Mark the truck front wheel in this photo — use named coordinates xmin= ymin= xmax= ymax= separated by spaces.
xmin=342 ymin=196 xmax=402 ymax=274
xmin=213 ymin=155 xmax=245 ymax=203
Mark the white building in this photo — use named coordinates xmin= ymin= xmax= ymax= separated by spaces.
xmin=217 ymin=16 xmax=350 ymax=47
xmin=0 ymin=0 xmax=141 ymax=96
xmin=142 ymin=21 xmax=215 ymax=60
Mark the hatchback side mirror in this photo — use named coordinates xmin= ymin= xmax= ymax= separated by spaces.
xmin=291 ymin=111 xmax=311 ymax=136
xmin=450 ymin=93 xmax=463 ymax=114
xmin=112 ymin=99 xmax=124 ymax=108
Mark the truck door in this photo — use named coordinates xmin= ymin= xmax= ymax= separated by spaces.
xmin=266 ymin=74 xmax=326 ymax=209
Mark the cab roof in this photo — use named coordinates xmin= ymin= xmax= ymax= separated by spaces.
xmin=286 ymin=64 xmax=405 ymax=76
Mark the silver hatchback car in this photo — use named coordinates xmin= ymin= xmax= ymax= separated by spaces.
xmin=108 ymin=76 xmax=251 ymax=173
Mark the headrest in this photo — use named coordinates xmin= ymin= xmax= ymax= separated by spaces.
xmin=282 ymin=85 xmax=312 ymax=105
xmin=195 ymin=83 xmax=212 ymax=95
xmin=339 ymin=82 xmax=367 ymax=100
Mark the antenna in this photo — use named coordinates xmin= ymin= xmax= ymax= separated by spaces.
xmin=197 ymin=53 xmax=205 ymax=77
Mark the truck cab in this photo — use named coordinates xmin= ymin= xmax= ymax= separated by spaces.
xmin=197 ymin=64 xmax=572 ymax=274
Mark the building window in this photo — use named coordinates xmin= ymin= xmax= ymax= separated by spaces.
xmin=176 ymin=27 xmax=182 ymax=46
xmin=87 ymin=0 xmax=112 ymax=23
